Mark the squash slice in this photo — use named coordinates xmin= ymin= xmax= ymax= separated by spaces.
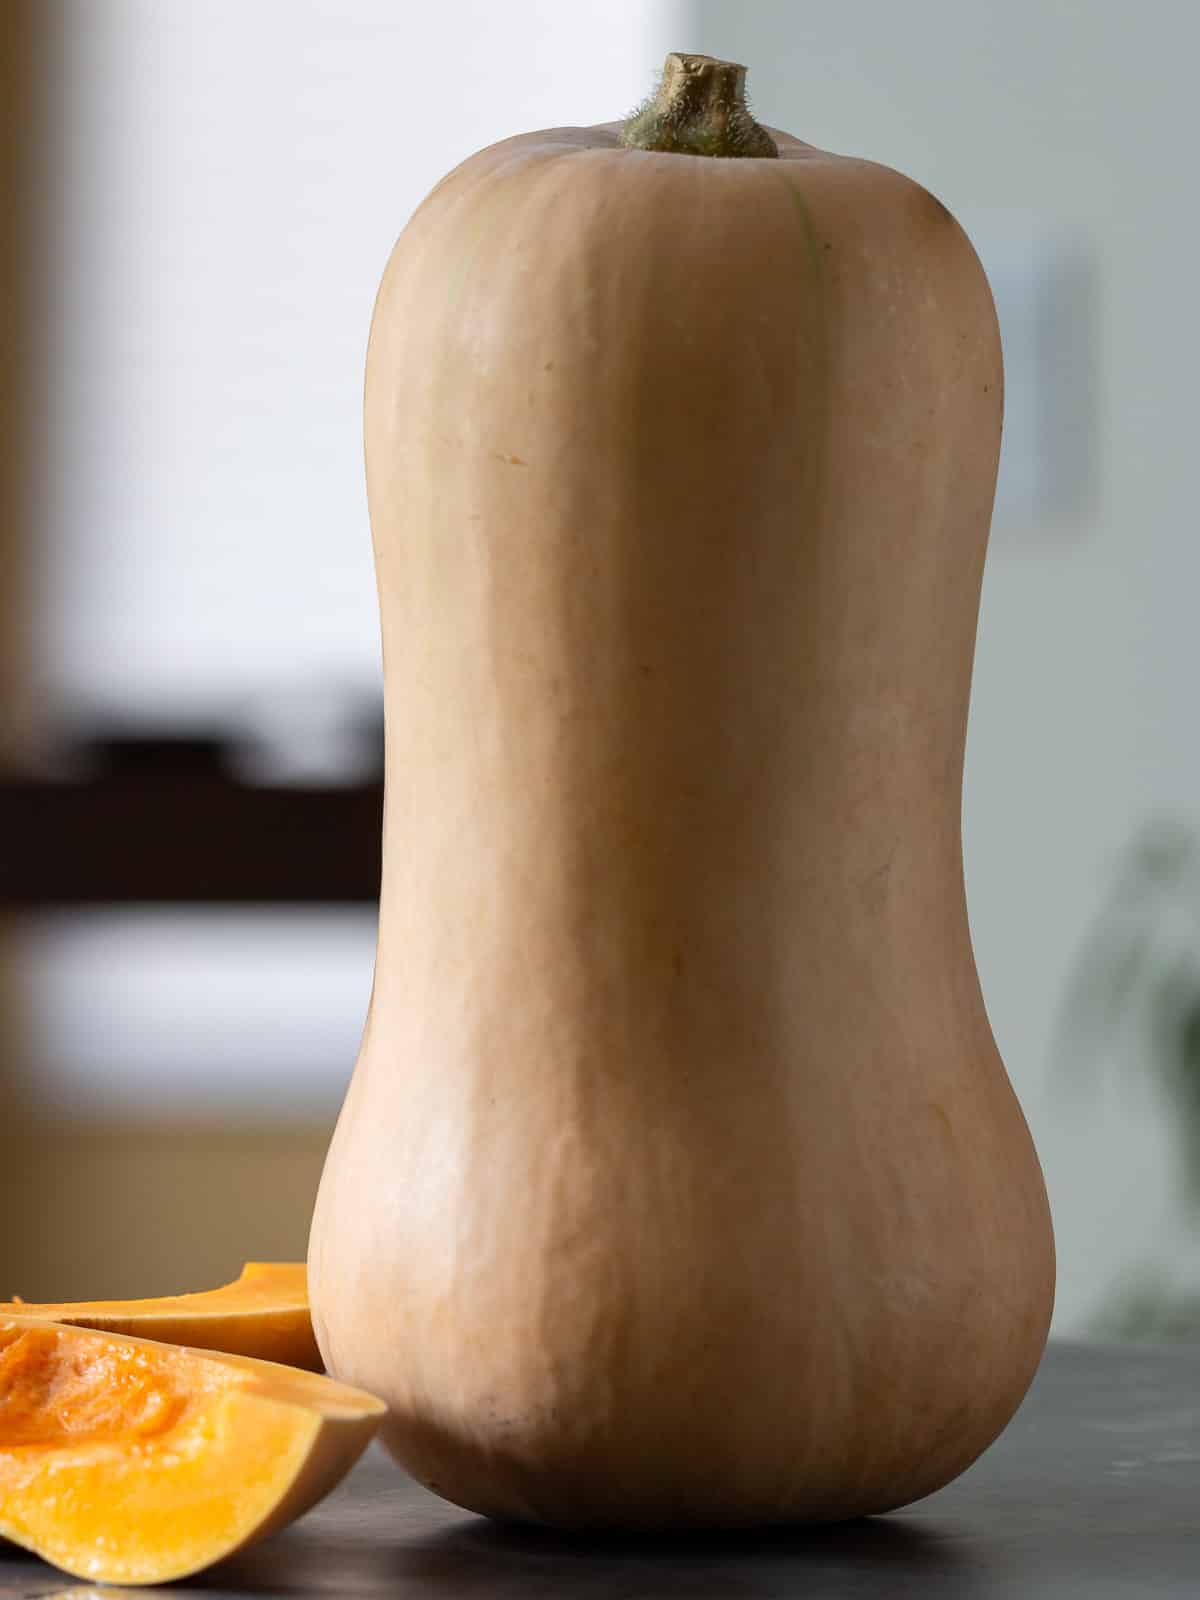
xmin=0 ymin=1314 xmax=384 ymax=1585
xmin=0 ymin=1262 xmax=319 ymax=1371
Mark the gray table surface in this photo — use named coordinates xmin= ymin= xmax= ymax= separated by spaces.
xmin=4 ymin=1339 xmax=1199 ymax=1598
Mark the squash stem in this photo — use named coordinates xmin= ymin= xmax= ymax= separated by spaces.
xmin=621 ymin=53 xmax=778 ymax=159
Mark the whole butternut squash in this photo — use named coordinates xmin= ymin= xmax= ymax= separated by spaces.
xmin=310 ymin=53 xmax=1055 ymax=1528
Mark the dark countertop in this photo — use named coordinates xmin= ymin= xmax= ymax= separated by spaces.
xmin=5 ymin=1339 xmax=1200 ymax=1598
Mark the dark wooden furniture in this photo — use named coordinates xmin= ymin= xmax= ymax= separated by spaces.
xmin=0 ymin=731 xmax=384 ymax=905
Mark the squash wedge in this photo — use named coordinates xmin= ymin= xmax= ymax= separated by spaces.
xmin=0 ymin=1314 xmax=384 ymax=1585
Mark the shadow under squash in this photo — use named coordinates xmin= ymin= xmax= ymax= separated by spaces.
xmin=193 ymin=1507 xmax=974 ymax=1599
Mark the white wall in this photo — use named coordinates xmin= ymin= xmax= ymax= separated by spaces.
xmin=22 ymin=5 xmax=682 ymax=1145
xmin=20 ymin=1 xmax=680 ymax=1140
xmin=37 ymin=0 xmax=681 ymax=724
xmin=684 ymin=0 xmax=1198 ymax=1330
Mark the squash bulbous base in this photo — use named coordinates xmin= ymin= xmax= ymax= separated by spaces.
xmin=366 ymin=1328 xmax=1047 ymax=1531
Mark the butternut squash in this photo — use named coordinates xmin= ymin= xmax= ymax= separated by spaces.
xmin=0 ymin=1315 xmax=384 ymax=1584
xmin=309 ymin=52 xmax=1055 ymax=1528
xmin=0 ymin=1262 xmax=319 ymax=1371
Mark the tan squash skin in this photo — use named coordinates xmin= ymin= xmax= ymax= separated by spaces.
xmin=310 ymin=66 xmax=1055 ymax=1529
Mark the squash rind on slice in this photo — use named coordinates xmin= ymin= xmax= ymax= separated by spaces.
xmin=0 ymin=1262 xmax=320 ymax=1371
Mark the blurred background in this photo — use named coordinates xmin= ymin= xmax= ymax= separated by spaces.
xmin=0 ymin=0 xmax=1194 ymax=1336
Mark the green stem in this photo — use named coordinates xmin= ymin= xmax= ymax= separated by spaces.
xmin=621 ymin=53 xmax=778 ymax=160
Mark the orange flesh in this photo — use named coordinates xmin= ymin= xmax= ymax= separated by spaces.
xmin=0 ymin=1323 xmax=201 ymax=1448
xmin=1 ymin=1261 xmax=308 ymax=1321
xmin=0 ymin=1263 xmax=321 ymax=1372
xmin=5 ymin=1260 xmax=305 ymax=1312
xmin=0 ymin=1317 xmax=383 ymax=1584
xmin=0 ymin=1322 xmax=257 ymax=1580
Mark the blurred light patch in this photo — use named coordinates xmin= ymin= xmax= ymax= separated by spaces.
xmin=20 ymin=909 xmax=376 ymax=1122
